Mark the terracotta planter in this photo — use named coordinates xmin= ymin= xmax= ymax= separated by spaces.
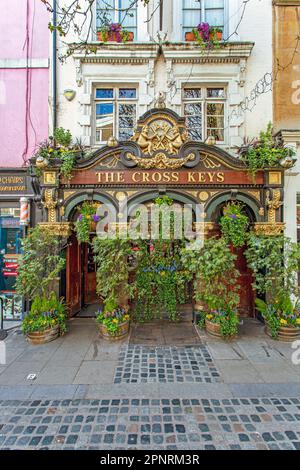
xmin=266 ymin=325 xmax=300 ymax=342
xmin=26 ymin=325 xmax=60 ymax=345
xmin=97 ymin=31 xmax=134 ymax=42
xmin=185 ymin=31 xmax=222 ymax=42
xmin=98 ymin=320 xmax=130 ymax=341
xmin=209 ymin=31 xmax=223 ymax=41
xmin=185 ymin=31 xmax=196 ymax=42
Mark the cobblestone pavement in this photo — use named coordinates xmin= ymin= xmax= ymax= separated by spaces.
xmin=0 ymin=397 xmax=300 ymax=450
xmin=114 ymin=346 xmax=220 ymax=384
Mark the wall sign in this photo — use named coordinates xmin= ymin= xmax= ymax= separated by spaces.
xmin=0 ymin=174 xmax=27 ymax=193
xmin=68 ymin=169 xmax=264 ymax=186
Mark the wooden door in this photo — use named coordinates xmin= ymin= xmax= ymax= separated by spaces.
xmin=233 ymin=246 xmax=255 ymax=317
xmin=66 ymin=233 xmax=82 ymax=316
xmin=83 ymin=242 xmax=98 ymax=304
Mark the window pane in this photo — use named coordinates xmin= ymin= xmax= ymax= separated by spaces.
xmin=184 ymin=103 xmax=202 ymax=115
xmin=118 ymin=103 xmax=136 ymax=140
xmin=205 ymin=9 xmax=224 ymax=27
xmin=96 ymin=89 xmax=114 ymax=99
xmin=96 ymin=103 xmax=114 ymax=142
xmin=184 ymin=88 xmax=202 ymax=99
xmin=96 ymin=103 xmax=114 ymax=116
xmin=207 ymin=88 xmax=225 ymax=98
xmin=188 ymin=128 xmax=203 ymax=141
xmin=119 ymin=88 xmax=137 ymax=99
xmin=207 ymin=116 xmax=224 ymax=128
xmin=207 ymin=103 xmax=224 ymax=115
xmin=119 ymin=0 xmax=137 ymax=33
xmin=96 ymin=0 xmax=115 ymax=28
xmin=207 ymin=128 xmax=224 ymax=141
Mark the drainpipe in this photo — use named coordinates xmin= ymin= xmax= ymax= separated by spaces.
xmin=52 ymin=0 xmax=57 ymax=132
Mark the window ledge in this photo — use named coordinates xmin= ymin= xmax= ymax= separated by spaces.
xmin=73 ymin=41 xmax=254 ymax=64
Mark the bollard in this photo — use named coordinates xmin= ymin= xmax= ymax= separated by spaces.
xmin=0 ymin=297 xmax=8 ymax=340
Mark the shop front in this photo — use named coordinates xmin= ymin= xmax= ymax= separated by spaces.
xmin=0 ymin=169 xmax=33 ymax=320
xmin=31 ymin=109 xmax=286 ymax=318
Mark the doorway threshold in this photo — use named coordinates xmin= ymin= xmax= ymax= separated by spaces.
xmin=75 ymin=303 xmax=100 ymax=318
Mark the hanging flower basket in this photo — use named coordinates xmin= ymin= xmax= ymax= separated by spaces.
xmin=74 ymin=202 xmax=101 ymax=243
xmin=220 ymin=202 xmax=249 ymax=248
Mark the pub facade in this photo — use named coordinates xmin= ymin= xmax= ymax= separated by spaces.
xmin=31 ymin=108 xmax=285 ymax=319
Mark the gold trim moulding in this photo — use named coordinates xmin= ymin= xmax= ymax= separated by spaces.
xmin=38 ymin=222 xmax=73 ymax=237
xmin=254 ymin=223 xmax=285 ymax=236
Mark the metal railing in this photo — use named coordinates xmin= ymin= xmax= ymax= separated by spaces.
xmin=0 ymin=296 xmax=8 ymax=340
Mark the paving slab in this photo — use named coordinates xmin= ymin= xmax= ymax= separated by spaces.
xmin=73 ymin=361 xmax=116 ymax=385
xmin=214 ymin=359 xmax=265 ymax=384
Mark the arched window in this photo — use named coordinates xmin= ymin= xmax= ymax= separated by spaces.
xmin=96 ymin=0 xmax=138 ymax=39
xmin=182 ymin=0 xmax=225 ymax=38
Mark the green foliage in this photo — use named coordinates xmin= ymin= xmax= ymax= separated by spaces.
xmin=96 ymin=306 xmax=130 ymax=337
xmin=220 ymin=202 xmax=249 ymax=247
xmin=22 ymin=293 xmax=67 ymax=335
xmin=255 ymin=295 xmax=300 ymax=338
xmin=60 ymin=152 xmax=76 ymax=180
xmin=206 ymin=308 xmax=239 ymax=338
xmin=245 ymin=234 xmax=300 ymax=299
xmin=16 ymin=226 xmax=65 ymax=300
xmin=133 ymin=239 xmax=188 ymax=322
xmin=238 ymin=123 xmax=296 ymax=176
xmin=53 ymin=127 xmax=72 ymax=147
xmin=181 ymin=237 xmax=240 ymax=312
xmin=93 ymin=238 xmax=135 ymax=304
xmin=74 ymin=202 xmax=101 ymax=244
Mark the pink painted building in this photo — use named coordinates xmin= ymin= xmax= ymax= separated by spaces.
xmin=0 ymin=0 xmax=49 ymax=321
xmin=0 ymin=0 xmax=49 ymax=168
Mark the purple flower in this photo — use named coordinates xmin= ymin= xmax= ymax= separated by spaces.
xmin=197 ymin=22 xmax=210 ymax=41
xmin=93 ymin=214 xmax=100 ymax=222
xmin=110 ymin=23 xmax=122 ymax=33
xmin=229 ymin=214 xmax=237 ymax=219
xmin=78 ymin=215 xmax=83 ymax=221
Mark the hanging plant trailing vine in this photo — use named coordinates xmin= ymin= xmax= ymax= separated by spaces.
xmin=133 ymin=196 xmax=188 ymax=322
xmin=220 ymin=202 xmax=249 ymax=248
xmin=74 ymin=202 xmax=101 ymax=244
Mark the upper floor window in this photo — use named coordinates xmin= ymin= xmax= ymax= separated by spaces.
xmin=182 ymin=0 xmax=225 ymax=37
xmin=96 ymin=0 xmax=138 ymax=38
xmin=183 ymin=86 xmax=226 ymax=143
xmin=95 ymin=87 xmax=137 ymax=144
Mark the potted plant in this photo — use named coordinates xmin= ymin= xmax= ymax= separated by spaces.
xmin=181 ymin=238 xmax=240 ymax=339
xmin=74 ymin=202 xmax=101 ymax=243
xmin=245 ymin=234 xmax=300 ymax=340
xmin=256 ymin=296 xmax=300 ymax=342
xmin=220 ymin=202 xmax=249 ymax=248
xmin=22 ymin=293 xmax=67 ymax=344
xmin=185 ymin=23 xmax=223 ymax=48
xmin=205 ymin=307 xmax=239 ymax=339
xmin=237 ymin=122 xmax=296 ymax=177
xmin=96 ymin=297 xmax=130 ymax=340
xmin=97 ymin=23 xmax=134 ymax=43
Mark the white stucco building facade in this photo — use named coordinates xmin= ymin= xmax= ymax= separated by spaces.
xmin=53 ymin=0 xmax=273 ymax=154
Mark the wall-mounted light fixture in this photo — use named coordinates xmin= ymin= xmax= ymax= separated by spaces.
xmin=63 ymin=89 xmax=76 ymax=101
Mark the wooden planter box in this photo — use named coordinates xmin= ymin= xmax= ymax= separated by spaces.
xmin=26 ymin=325 xmax=60 ymax=345
xmin=97 ymin=31 xmax=134 ymax=42
xmin=266 ymin=325 xmax=300 ymax=342
xmin=205 ymin=319 xmax=237 ymax=340
xmin=98 ymin=320 xmax=130 ymax=341
xmin=185 ymin=31 xmax=222 ymax=42
xmin=205 ymin=319 xmax=222 ymax=338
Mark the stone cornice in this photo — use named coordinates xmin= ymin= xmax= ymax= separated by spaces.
xmin=73 ymin=42 xmax=254 ymax=65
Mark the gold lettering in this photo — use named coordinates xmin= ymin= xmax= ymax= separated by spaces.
xmin=96 ymin=172 xmax=103 ymax=183
xmin=117 ymin=172 xmax=124 ymax=183
xmin=162 ymin=172 xmax=170 ymax=183
xmin=199 ymin=173 xmax=206 ymax=183
xmin=142 ymin=172 xmax=150 ymax=183
xmin=208 ymin=172 xmax=215 ymax=183
xmin=152 ymin=172 xmax=162 ymax=183
xmin=171 ymin=172 xmax=179 ymax=182
xmin=132 ymin=172 xmax=142 ymax=183
xmin=217 ymin=172 xmax=225 ymax=182
xmin=188 ymin=173 xmax=196 ymax=183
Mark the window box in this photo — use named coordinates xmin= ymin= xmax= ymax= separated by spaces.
xmin=97 ymin=31 xmax=134 ymax=43
xmin=185 ymin=30 xmax=223 ymax=42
